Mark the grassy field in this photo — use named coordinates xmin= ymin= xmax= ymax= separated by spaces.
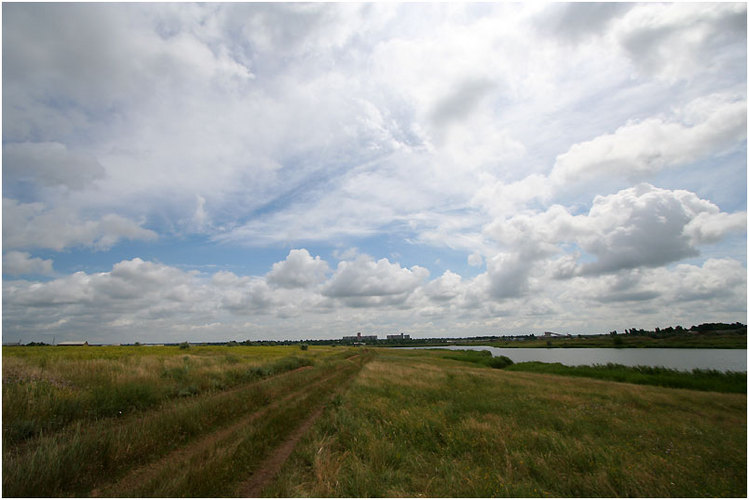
xmin=468 ymin=330 xmax=747 ymax=349
xmin=266 ymin=349 xmax=746 ymax=497
xmin=506 ymin=361 xmax=747 ymax=393
xmin=3 ymin=345 xmax=746 ymax=497
xmin=3 ymin=345 xmax=370 ymax=497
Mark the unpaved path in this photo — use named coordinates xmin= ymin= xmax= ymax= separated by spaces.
xmin=236 ymin=405 xmax=326 ymax=497
xmin=92 ymin=355 xmax=369 ymax=497
xmin=91 ymin=365 xmax=327 ymax=497
xmin=235 ymin=359 xmax=364 ymax=497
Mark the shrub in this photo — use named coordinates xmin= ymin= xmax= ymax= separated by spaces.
xmin=300 ymin=344 xmax=309 ymax=351
xmin=487 ymin=355 xmax=514 ymax=369
xmin=179 ymin=342 xmax=190 ymax=350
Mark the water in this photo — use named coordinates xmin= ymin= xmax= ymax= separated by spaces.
xmin=399 ymin=346 xmax=747 ymax=372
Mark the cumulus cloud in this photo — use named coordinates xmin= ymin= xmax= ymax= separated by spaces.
xmin=580 ymin=258 xmax=747 ymax=311
xmin=3 ymin=251 xmax=54 ymax=276
xmin=1 ymin=4 xmax=745 ymax=342
xmin=421 ymin=270 xmax=464 ymax=303
xmin=573 ymin=184 xmax=745 ymax=274
xmin=684 ymin=211 xmax=747 ymax=245
xmin=484 ymin=184 xmax=746 ymax=282
xmin=3 ymin=250 xmax=746 ymax=343
xmin=322 ymin=255 xmax=429 ymax=299
xmin=266 ymin=249 xmax=329 ymax=288
xmin=3 ymin=199 xmax=157 ymax=251
xmin=212 ymin=271 xmax=277 ymax=314
xmin=550 ymin=94 xmax=746 ymax=185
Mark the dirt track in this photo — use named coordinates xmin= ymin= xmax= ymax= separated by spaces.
xmin=89 ymin=354 xmax=369 ymax=497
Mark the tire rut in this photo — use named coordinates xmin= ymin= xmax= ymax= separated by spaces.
xmin=234 ymin=356 xmax=368 ymax=497
xmin=91 ymin=364 xmax=351 ymax=497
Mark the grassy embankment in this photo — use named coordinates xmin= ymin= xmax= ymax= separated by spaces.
xmin=265 ymin=348 xmax=746 ymax=497
xmin=3 ymin=344 xmax=370 ymax=497
xmin=505 ymin=362 xmax=747 ymax=393
xmin=436 ymin=348 xmax=746 ymax=393
xmin=471 ymin=330 xmax=747 ymax=349
xmin=3 ymin=345 xmax=746 ymax=497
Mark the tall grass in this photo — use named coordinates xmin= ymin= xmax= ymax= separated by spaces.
xmin=2 ymin=351 xmax=350 ymax=497
xmin=438 ymin=348 xmax=514 ymax=368
xmin=505 ymin=362 xmax=747 ymax=393
xmin=2 ymin=345 xmax=318 ymax=447
xmin=115 ymin=360 xmax=364 ymax=497
xmin=266 ymin=351 xmax=746 ymax=497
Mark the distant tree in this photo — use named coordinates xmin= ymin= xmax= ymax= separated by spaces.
xmin=179 ymin=341 xmax=190 ymax=350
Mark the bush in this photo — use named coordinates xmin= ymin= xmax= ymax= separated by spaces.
xmin=300 ymin=344 xmax=309 ymax=351
xmin=487 ymin=355 xmax=514 ymax=369
xmin=179 ymin=342 xmax=190 ymax=350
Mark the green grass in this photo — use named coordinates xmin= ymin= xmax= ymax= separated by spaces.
xmin=265 ymin=349 xmax=746 ymax=497
xmin=2 ymin=345 xmax=322 ymax=447
xmin=505 ymin=362 xmax=747 ymax=393
xmin=3 ymin=346 xmax=367 ymax=497
xmin=438 ymin=348 xmax=515 ymax=368
xmin=476 ymin=331 xmax=747 ymax=349
xmin=4 ymin=345 xmax=746 ymax=497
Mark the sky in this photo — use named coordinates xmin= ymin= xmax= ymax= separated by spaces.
xmin=2 ymin=2 xmax=747 ymax=344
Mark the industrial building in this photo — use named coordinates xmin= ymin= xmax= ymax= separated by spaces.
xmin=342 ymin=332 xmax=378 ymax=343
xmin=387 ymin=333 xmax=410 ymax=340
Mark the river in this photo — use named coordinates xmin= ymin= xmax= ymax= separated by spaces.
xmin=398 ymin=346 xmax=747 ymax=372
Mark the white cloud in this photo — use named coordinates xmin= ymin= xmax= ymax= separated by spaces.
xmin=467 ymin=252 xmax=483 ymax=267
xmin=3 ymin=199 xmax=158 ymax=251
xmin=684 ymin=211 xmax=747 ymax=245
xmin=212 ymin=272 xmax=277 ymax=314
xmin=573 ymin=185 xmax=744 ymax=274
xmin=614 ymin=3 xmax=746 ymax=82
xmin=3 ymin=250 xmax=746 ymax=343
xmin=1 ymin=4 xmax=745 ymax=342
xmin=3 ymin=251 xmax=54 ymax=276
xmin=322 ymin=254 xmax=429 ymax=299
xmin=483 ymin=184 xmax=745 ymax=283
xmin=3 ymin=142 xmax=105 ymax=189
xmin=550 ymin=94 xmax=746 ymax=186
xmin=266 ymin=249 xmax=329 ymax=289
xmin=421 ymin=270 xmax=464 ymax=303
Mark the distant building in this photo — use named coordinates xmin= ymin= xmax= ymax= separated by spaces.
xmin=387 ymin=333 xmax=410 ymax=340
xmin=342 ymin=332 xmax=378 ymax=343
xmin=544 ymin=332 xmax=570 ymax=338
xmin=58 ymin=341 xmax=89 ymax=346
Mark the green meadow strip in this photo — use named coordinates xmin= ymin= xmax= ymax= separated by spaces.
xmin=505 ymin=362 xmax=747 ymax=393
